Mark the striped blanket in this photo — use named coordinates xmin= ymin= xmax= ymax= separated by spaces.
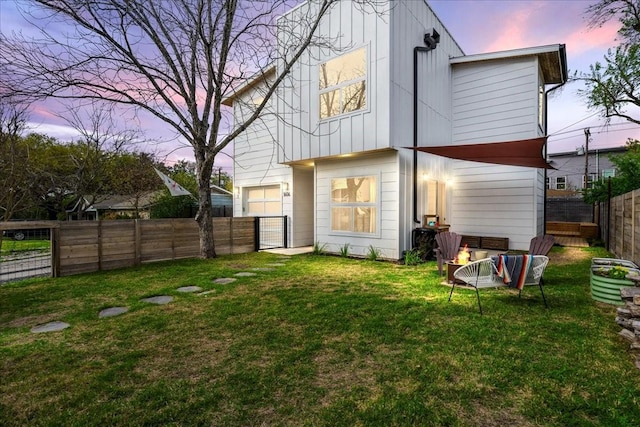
xmin=491 ymin=254 xmax=533 ymax=290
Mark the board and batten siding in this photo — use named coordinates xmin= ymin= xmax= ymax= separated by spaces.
xmin=233 ymin=74 xmax=292 ymax=216
xmin=277 ymin=1 xmax=391 ymax=163
xmin=450 ymin=57 xmax=544 ymax=250
xmin=232 ymin=77 xmax=293 ymax=221
xmin=315 ymin=151 xmax=400 ymax=259
xmin=388 ymin=0 xmax=464 ymax=252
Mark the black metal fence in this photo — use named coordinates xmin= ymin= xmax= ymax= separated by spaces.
xmin=546 ymin=198 xmax=594 ymax=222
xmin=212 ymin=205 xmax=233 ymax=217
xmin=255 ymin=216 xmax=288 ymax=250
xmin=1 ymin=226 xmax=53 ymax=284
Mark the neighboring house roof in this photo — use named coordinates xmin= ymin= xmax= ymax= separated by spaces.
xmin=221 ymin=66 xmax=276 ymax=107
xmin=89 ymin=191 xmax=162 ymax=211
xmin=210 ymin=184 xmax=232 ymax=195
xmin=450 ymin=44 xmax=567 ymax=84
xmin=548 ymin=146 xmax=626 ymax=158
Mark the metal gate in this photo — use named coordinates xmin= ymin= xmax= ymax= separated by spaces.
xmin=255 ymin=216 xmax=288 ymax=250
xmin=1 ymin=226 xmax=53 ymax=283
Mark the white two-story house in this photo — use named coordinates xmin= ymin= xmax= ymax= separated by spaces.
xmin=224 ymin=0 xmax=567 ymax=260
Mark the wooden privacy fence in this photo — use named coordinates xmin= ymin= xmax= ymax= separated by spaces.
xmin=52 ymin=218 xmax=255 ymax=277
xmin=599 ymin=188 xmax=640 ymax=267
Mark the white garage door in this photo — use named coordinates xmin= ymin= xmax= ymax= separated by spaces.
xmin=245 ymin=185 xmax=281 ymax=216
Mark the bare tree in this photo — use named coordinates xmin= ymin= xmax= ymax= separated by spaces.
xmin=0 ymin=100 xmax=35 ymax=222
xmin=62 ymin=104 xmax=140 ymax=219
xmin=0 ymin=0 xmax=366 ymax=258
xmin=586 ymin=0 xmax=640 ymax=46
xmin=578 ymin=0 xmax=640 ymax=125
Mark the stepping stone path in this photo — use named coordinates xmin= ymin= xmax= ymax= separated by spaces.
xmin=26 ymin=259 xmax=291 ymax=334
xmin=99 ymin=307 xmax=129 ymax=318
xmin=141 ymin=296 xmax=173 ymax=305
xmin=176 ymin=286 xmax=202 ymax=293
xmin=31 ymin=321 xmax=70 ymax=333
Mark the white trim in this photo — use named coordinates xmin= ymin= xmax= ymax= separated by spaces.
xmin=328 ymin=173 xmax=381 ymax=238
xmin=450 ymin=44 xmax=564 ymax=64
xmin=317 ymin=45 xmax=370 ymax=122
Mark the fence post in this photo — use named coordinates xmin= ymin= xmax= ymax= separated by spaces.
xmin=283 ymin=216 xmax=288 ymax=248
xmin=607 ymin=178 xmax=611 ymax=251
xmin=52 ymin=226 xmax=60 ymax=278
xmin=98 ymin=220 xmax=103 ymax=272
xmin=134 ymin=219 xmax=142 ymax=266
xmin=254 ymin=217 xmax=260 ymax=252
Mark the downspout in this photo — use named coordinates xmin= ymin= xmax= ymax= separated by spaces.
xmin=413 ymin=30 xmax=440 ymax=224
xmin=543 ymin=44 xmax=568 ymax=234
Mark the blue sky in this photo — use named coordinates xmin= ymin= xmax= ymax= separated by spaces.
xmin=1 ymin=0 xmax=638 ymax=169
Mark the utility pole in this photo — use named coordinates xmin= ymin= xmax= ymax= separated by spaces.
xmin=584 ymin=128 xmax=591 ymax=189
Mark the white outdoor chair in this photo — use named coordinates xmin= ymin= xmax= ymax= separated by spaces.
xmin=449 ymin=255 xmax=549 ymax=315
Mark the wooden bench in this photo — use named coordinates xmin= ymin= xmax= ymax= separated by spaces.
xmin=480 ymin=237 xmax=510 ymax=251
xmin=546 ymin=221 xmax=581 ymax=237
xmin=460 ymin=235 xmax=509 ymax=252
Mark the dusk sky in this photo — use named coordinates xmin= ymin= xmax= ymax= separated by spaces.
xmin=1 ymin=0 xmax=639 ymax=172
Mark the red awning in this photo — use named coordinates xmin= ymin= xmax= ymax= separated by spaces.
xmin=407 ymin=137 xmax=554 ymax=169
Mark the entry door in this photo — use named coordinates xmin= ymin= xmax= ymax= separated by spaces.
xmin=245 ymin=185 xmax=282 ymax=216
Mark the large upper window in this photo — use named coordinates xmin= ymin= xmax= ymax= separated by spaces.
xmin=319 ymin=48 xmax=367 ymax=119
xmin=330 ymin=176 xmax=377 ymax=234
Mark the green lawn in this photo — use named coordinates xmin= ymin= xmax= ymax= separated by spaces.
xmin=1 ymin=246 xmax=639 ymax=426
xmin=0 ymin=238 xmax=51 ymax=255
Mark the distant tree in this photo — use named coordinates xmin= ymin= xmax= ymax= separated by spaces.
xmin=0 ymin=101 xmax=38 ymax=222
xmin=578 ymin=0 xmax=640 ymax=125
xmin=62 ymin=106 xmax=138 ymax=219
xmin=109 ymin=152 xmax=163 ymax=218
xmin=0 ymin=0 xmax=381 ymax=258
xmin=583 ymin=138 xmax=640 ymax=203
xmin=586 ymin=0 xmax=640 ymax=46
xmin=26 ymin=133 xmax=74 ymax=220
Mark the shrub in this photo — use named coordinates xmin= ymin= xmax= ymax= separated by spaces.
xmin=367 ymin=245 xmax=381 ymax=261
xmin=312 ymin=241 xmax=327 ymax=255
xmin=403 ymin=249 xmax=423 ymax=266
xmin=339 ymin=243 xmax=350 ymax=258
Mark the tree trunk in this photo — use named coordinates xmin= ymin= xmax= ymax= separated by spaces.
xmin=195 ymin=150 xmax=216 ymax=258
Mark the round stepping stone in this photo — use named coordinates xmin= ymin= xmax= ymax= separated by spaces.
xmin=213 ymin=278 xmax=236 ymax=285
xmin=99 ymin=307 xmax=129 ymax=318
xmin=251 ymin=268 xmax=274 ymax=272
xmin=31 ymin=321 xmax=70 ymax=333
xmin=235 ymin=272 xmax=257 ymax=277
xmin=141 ymin=295 xmax=173 ymax=305
xmin=176 ymin=286 xmax=203 ymax=293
